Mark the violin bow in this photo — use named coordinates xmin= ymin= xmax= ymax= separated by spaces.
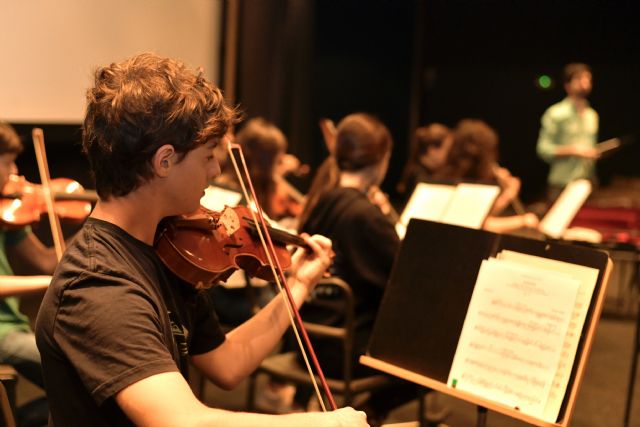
xmin=226 ymin=140 xmax=337 ymax=411
xmin=32 ymin=128 xmax=65 ymax=261
xmin=491 ymin=163 xmax=526 ymax=216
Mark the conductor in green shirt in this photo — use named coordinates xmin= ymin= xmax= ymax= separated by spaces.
xmin=536 ymin=63 xmax=600 ymax=199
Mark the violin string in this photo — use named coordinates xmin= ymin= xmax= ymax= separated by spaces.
xmin=227 ymin=141 xmax=335 ymax=411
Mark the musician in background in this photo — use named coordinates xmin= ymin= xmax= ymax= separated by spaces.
xmin=34 ymin=53 xmax=364 ymax=427
xmin=318 ymin=117 xmax=397 ymax=225
xmin=297 ymin=113 xmax=416 ymax=426
xmin=437 ymin=119 xmax=539 ymax=233
xmin=218 ymin=117 xmax=303 ymax=225
xmin=536 ymin=63 xmax=599 ymax=200
xmin=0 ymin=122 xmax=58 ymax=427
xmin=397 ymin=123 xmax=453 ymax=196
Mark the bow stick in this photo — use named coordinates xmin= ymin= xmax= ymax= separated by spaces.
xmin=32 ymin=128 xmax=65 ymax=261
xmin=226 ymin=140 xmax=337 ymax=411
xmin=491 ymin=163 xmax=526 ymax=216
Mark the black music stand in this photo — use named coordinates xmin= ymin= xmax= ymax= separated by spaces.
xmin=361 ymin=219 xmax=612 ymax=427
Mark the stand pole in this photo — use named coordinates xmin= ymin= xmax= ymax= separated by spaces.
xmin=477 ymin=406 xmax=488 ymax=427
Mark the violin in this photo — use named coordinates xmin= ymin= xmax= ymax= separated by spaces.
xmin=272 ymin=177 xmax=304 ymax=220
xmin=155 ymin=204 xmax=308 ymax=289
xmin=271 ymin=152 xmax=307 ymax=220
xmin=0 ymin=174 xmax=98 ymax=228
xmin=277 ymin=153 xmax=310 ymax=178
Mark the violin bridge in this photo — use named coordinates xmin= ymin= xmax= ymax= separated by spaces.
xmin=217 ymin=206 xmax=241 ymax=237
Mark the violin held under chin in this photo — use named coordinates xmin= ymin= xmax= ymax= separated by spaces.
xmin=154 ymin=204 xmax=313 ymax=290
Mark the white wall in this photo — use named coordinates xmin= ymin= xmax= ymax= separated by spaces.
xmin=0 ymin=0 xmax=222 ymax=124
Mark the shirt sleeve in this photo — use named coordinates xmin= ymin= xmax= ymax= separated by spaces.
xmin=536 ymin=109 xmax=559 ymax=163
xmin=53 ymin=274 xmax=180 ymax=405
xmin=5 ymin=226 xmax=31 ymax=247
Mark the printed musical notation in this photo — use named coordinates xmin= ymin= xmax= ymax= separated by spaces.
xmin=448 ymin=257 xmax=583 ymax=422
xmin=497 ymin=251 xmax=599 ymax=421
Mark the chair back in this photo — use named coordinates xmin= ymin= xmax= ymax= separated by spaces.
xmin=301 ymin=276 xmax=357 ymax=385
xmin=247 ymin=276 xmax=396 ymax=410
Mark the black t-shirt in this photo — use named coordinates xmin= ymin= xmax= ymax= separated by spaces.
xmin=300 ymin=187 xmax=400 ymax=376
xmin=35 ymin=218 xmax=226 ymax=426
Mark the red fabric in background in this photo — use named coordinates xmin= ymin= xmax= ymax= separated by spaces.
xmin=571 ymin=206 xmax=640 ymax=246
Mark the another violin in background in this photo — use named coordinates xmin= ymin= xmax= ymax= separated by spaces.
xmin=366 ymin=184 xmax=400 ymax=223
xmin=273 ymin=153 xmax=308 ymax=220
xmin=217 ymin=118 xmax=308 ymax=224
xmin=0 ymin=174 xmax=97 ymax=228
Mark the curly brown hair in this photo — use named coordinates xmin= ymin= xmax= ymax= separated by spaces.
xmin=82 ymin=52 xmax=237 ymax=199
xmin=398 ymin=123 xmax=451 ymax=193
xmin=438 ymin=119 xmax=498 ymax=182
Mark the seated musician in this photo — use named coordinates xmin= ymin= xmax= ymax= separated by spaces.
xmin=397 ymin=122 xmax=453 ymax=197
xmin=0 ymin=122 xmax=59 ymax=427
xmin=296 ymin=113 xmax=417 ymax=426
xmin=435 ymin=119 xmax=539 ymax=233
xmin=34 ymin=52 xmax=367 ymax=427
xmin=214 ymin=117 xmax=303 ymax=225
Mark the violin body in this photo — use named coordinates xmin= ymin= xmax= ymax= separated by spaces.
xmin=155 ymin=204 xmax=293 ymax=289
xmin=0 ymin=174 xmax=95 ymax=228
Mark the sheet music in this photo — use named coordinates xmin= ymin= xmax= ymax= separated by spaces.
xmin=448 ymin=258 xmax=579 ymax=421
xmin=539 ymin=179 xmax=591 ymax=239
xmin=396 ymin=182 xmax=499 ymax=238
xmin=497 ymin=250 xmax=599 ymax=421
xmin=441 ymin=183 xmax=500 ymax=229
xmin=399 ymin=183 xmax=455 ymax=226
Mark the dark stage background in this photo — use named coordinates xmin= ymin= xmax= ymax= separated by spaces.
xmin=417 ymin=0 xmax=640 ymax=202
xmin=9 ymin=0 xmax=640 ymax=212
xmin=233 ymin=0 xmax=640 ymax=204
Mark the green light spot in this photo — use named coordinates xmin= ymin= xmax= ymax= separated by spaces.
xmin=538 ymin=75 xmax=552 ymax=89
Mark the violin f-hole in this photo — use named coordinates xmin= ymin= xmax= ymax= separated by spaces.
xmin=222 ymin=242 xmax=243 ymax=254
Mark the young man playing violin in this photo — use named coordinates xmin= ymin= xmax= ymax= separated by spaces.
xmin=0 ymin=122 xmax=59 ymax=426
xmin=34 ymin=53 xmax=367 ymax=427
